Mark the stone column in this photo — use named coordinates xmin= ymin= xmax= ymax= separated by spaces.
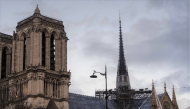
xmin=55 ymin=39 xmax=61 ymax=71
xmin=59 ymin=79 xmax=64 ymax=98
xmin=37 ymin=72 xmax=45 ymax=94
xmin=26 ymin=36 xmax=30 ymax=67
xmin=15 ymin=40 xmax=20 ymax=72
xmin=61 ymin=38 xmax=67 ymax=72
xmin=56 ymin=81 xmax=59 ymax=98
xmin=9 ymin=79 xmax=16 ymax=101
xmin=33 ymin=32 xmax=41 ymax=65
xmin=19 ymin=40 xmax=24 ymax=71
xmin=39 ymin=32 xmax=42 ymax=66
xmin=50 ymin=80 xmax=53 ymax=97
xmin=61 ymin=39 xmax=65 ymax=71
xmin=27 ymin=73 xmax=32 ymax=95
xmin=6 ymin=53 xmax=11 ymax=75
xmin=45 ymin=36 xmax=50 ymax=69
xmin=30 ymin=32 xmax=34 ymax=65
xmin=12 ymin=40 xmax=15 ymax=72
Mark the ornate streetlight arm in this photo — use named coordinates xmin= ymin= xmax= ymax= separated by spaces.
xmin=93 ymin=70 xmax=106 ymax=76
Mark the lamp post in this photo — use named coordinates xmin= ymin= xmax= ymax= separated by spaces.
xmin=90 ymin=65 xmax=108 ymax=109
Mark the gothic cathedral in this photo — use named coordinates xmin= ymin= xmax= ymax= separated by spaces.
xmin=0 ymin=6 xmax=70 ymax=109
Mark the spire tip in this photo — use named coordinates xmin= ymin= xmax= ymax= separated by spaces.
xmin=34 ymin=4 xmax=40 ymax=14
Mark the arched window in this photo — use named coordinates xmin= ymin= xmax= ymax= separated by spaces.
xmin=23 ymin=37 xmax=26 ymax=70
xmin=163 ymin=102 xmax=170 ymax=109
xmin=1 ymin=47 xmax=7 ymax=79
xmin=42 ymin=32 xmax=46 ymax=66
xmin=50 ymin=34 xmax=55 ymax=70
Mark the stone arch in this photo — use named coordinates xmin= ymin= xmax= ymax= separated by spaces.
xmin=163 ymin=101 xmax=171 ymax=109
xmin=1 ymin=46 xmax=11 ymax=79
xmin=51 ymin=30 xmax=59 ymax=39
xmin=42 ymin=28 xmax=50 ymax=37
xmin=20 ymin=32 xmax=27 ymax=41
xmin=1 ymin=45 xmax=11 ymax=54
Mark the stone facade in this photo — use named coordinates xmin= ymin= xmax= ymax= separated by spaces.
xmin=151 ymin=82 xmax=179 ymax=109
xmin=0 ymin=6 xmax=70 ymax=109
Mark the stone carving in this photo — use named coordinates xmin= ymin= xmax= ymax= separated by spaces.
xmin=1 ymin=38 xmax=12 ymax=44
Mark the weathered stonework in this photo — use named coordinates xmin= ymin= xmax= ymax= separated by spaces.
xmin=0 ymin=5 xmax=70 ymax=109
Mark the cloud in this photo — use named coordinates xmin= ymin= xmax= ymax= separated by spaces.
xmin=0 ymin=24 xmax=14 ymax=35
xmin=155 ymin=70 xmax=190 ymax=94
xmin=178 ymin=98 xmax=190 ymax=109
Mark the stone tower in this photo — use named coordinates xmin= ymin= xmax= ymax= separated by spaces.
xmin=0 ymin=6 xmax=71 ymax=109
xmin=116 ymin=13 xmax=131 ymax=90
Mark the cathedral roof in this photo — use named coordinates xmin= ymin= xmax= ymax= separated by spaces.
xmin=69 ymin=93 xmax=117 ymax=109
xmin=16 ymin=6 xmax=64 ymax=30
xmin=0 ymin=32 xmax=12 ymax=39
xmin=132 ymin=94 xmax=162 ymax=109
xmin=69 ymin=93 xmax=164 ymax=109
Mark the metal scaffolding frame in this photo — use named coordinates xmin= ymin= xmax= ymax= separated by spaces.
xmin=95 ymin=88 xmax=152 ymax=109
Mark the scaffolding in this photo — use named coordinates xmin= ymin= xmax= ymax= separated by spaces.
xmin=95 ymin=88 xmax=152 ymax=109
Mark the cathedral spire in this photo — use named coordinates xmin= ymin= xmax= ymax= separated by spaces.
xmin=116 ymin=11 xmax=131 ymax=89
xmin=34 ymin=4 xmax=40 ymax=14
xmin=172 ymin=85 xmax=179 ymax=109
xmin=151 ymin=80 xmax=157 ymax=107
xmin=117 ymin=11 xmax=128 ymax=75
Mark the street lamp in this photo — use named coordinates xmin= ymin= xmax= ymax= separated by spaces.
xmin=90 ymin=65 xmax=108 ymax=109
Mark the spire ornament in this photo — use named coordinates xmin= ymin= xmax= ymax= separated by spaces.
xmin=151 ymin=80 xmax=157 ymax=107
xmin=172 ymin=85 xmax=179 ymax=109
xmin=164 ymin=82 xmax=166 ymax=92
xmin=34 ymin=4 xmax=40 ymax=14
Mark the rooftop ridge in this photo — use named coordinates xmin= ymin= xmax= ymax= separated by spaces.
xmin=17 ymin=15 xmax=33 ymax=24
xmin=0 ymin=32 xmax=13 ymax=38
xmin=41 ymin=14 xmax=62 ymax=22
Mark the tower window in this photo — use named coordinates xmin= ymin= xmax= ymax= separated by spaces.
xmin=50 ymin=34 xmax=55 ymax=70
xmin=1 ymin=48 xmax=7 ymax=79
xmin=23 ymin=37 xmax=26 ymax=70
xmin=42 ymin=32 xmax=46 ymax=66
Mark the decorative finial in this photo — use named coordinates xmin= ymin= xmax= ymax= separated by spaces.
xmin=164 ymin=82 xmax=166 ymax=92
xmin=172 ymin=85 xmax=179 ymax=108
xmin=34 ymin=4 xmax=40 ymax=14
xmin=173 ymin=85 xmax=175 ymax=96
xmin=152 ymin=79 xmax=155 ymax=89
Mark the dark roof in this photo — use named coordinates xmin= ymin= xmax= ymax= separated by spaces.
xmin=46 ymin=99 xmax=58 ymax=109
xmin=69 ymin=93 xmax=117 ymax=109
xmin=17 ymin=14 xmax=63 ymax=28
xmin=0 ymin=32 xmax=12 ymax=39
xmin=132 ymin=97 xmax=151 ymax=109
xmin=69 ymin=93 xmax=164 ymax=109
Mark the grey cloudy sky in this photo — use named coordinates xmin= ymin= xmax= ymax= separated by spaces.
xmin=0 ymin=0 xmax=189 ymax=108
